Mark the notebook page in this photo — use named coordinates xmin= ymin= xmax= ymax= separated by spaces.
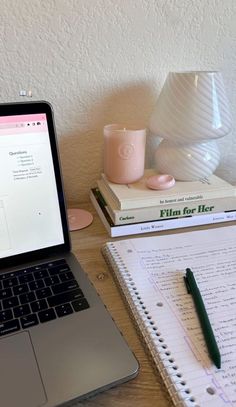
xmin=107 ymin=225 xmax=236 ymax=406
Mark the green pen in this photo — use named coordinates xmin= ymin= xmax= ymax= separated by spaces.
xmin=184 ymin=267 xmax=221 ymax=369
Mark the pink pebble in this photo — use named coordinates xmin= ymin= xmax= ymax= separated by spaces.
xmin=146 ymin=174 xmax=175 ymax=190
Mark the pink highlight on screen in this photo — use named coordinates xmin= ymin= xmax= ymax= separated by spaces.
xmin=0 ymin=114 xmax=46 ymax=123
xmin=0 ymin=113 xmax=47 ymax=136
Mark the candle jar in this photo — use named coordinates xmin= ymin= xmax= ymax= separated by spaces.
xmin=103 ymin=124 xmax=146 ymax=184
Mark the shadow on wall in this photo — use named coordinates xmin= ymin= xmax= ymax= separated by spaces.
xmin=59 ymin=80 xmax=159 ymax=204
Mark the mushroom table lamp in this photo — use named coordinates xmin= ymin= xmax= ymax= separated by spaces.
xmin=149 ymin=71 xmax=232 ymax=181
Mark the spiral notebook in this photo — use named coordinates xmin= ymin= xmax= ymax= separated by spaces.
xmin=102 ymin=225 xmax=236 ymax=407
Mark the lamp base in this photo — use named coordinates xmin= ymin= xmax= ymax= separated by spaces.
xmin=155 ymin=140 xmax=220 ymax=181
xmin=67 ymin=208 xmax=93 ymax=231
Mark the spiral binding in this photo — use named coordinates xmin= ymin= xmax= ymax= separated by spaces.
xmin=102 ymin=243 xmax=200 ymax=407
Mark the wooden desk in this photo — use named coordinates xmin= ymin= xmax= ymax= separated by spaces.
xmin=71 ymin=202 xmax=173 ymax=407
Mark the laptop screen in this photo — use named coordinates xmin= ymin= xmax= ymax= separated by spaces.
xmin=0 ymin=110 xmax=66 ymax=260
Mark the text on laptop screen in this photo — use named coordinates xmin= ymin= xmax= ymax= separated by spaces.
xmin=0 ymin=114 xmax=64 ymax=258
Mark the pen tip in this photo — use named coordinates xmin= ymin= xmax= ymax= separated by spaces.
xmin=214 ymin=355 xmax=221 ymax=369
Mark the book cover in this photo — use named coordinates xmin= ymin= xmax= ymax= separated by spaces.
xmin=90 ymin=188 xmax=236 ymax=238
xmin=96 ymin=184 xmax=236 ymax=225
xmin=100 ymin=169 xmax=236 ymax=210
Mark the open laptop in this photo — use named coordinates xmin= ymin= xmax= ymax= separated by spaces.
xmin=0 ymin=101 xmax=139 ymax=407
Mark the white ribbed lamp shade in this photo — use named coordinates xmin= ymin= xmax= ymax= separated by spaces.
xmin=149 ymin=71 xmax=232 ymax=144
xmin=149 ymin=71 xmax=232 ymax=180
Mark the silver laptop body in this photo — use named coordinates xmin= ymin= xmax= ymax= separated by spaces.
xmin=0 ymin=101 xmax=139 ymax=407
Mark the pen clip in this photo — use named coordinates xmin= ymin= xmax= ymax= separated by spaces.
xmin=184 ymin=275 xmax=191 ymax=294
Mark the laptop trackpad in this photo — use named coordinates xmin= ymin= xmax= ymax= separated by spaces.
xmin=0 ymin=331 xmax=47 ymax=407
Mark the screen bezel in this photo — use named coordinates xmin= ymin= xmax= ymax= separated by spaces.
xmin=0 ymin=101 xmax=71 ymax=269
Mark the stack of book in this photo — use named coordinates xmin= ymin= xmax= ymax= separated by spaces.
xmin=90 ymin=169 xmax=236 ymax=237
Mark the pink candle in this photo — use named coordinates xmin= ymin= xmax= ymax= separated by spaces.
xmin=103 ymin=124 xmax=146 ymax=184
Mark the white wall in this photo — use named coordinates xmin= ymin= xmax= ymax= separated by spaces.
xmin=1 ymin=0 xmax=236 ymax=203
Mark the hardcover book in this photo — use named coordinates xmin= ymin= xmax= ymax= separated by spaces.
xmin=96 ymin=184 xmax=236 ymax=225
xmin=90 ymin=188 xmax=236 ymax=238
xmin=100 ymin=170 xmax=236 ymax=210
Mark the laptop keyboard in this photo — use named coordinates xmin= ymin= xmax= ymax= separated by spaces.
xmin=0 ymin=259 xmax=90 ymax=336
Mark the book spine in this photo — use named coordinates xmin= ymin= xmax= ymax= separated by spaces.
xmin=121 ymin=189 xmax=236 ymax=210
xmin=100 ymin=175 xmax=236 ymax=210
xmin=106 ymin=197 xmax=236 ymax=225
xmin=108 ymin=212 xmax=236 ymax=237
xmin=90 ymin=189 xmax=236 ymax=238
